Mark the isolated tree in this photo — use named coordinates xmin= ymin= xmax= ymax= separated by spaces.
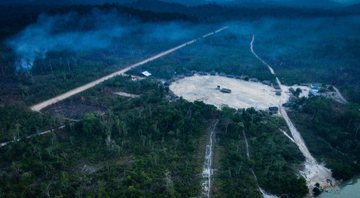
xmin=235 ymin=122 xmax=244 ymax=132
xmin=294 ymin=88 xmax=302 ymax=97
xmin=18 ymin=84 xmax=29 ymax=99
xmin=82 ymin=113 xmax=98 ymax=136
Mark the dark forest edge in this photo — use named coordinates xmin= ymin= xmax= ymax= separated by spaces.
xmin=0 ymin=2 xmax=360 ymax=197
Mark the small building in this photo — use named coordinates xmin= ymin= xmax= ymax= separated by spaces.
xmin=227 ymin=74 xmax=235 ymax=78
xmin=198 ymin=72 xmax=207 ymax=76
xmin=220 ymin=88 xmax=232 ymax=94
xmin=131 ymin=75 xmax=143 ymax=81
xmin=262 ymin=80 xmax=272 ymax=86
xmin=249 ymin=78 xmax=259 ymax=82
xmin=210 ymin=71 xmax=217 ymax=76
xmin=309 ymin=90 xmax=319 ymax=97
xmin=274 ymin=84 xmax=281 ymax=90
xmin=275 ymin=91 xmax=282 ymax=96
xmin=141 ymin=71 xmax=152 ymax=77
xmin=240 ymin=75 xmax=249 ymax=80
xmin=269 ymin=106 xmax=279 ymax=114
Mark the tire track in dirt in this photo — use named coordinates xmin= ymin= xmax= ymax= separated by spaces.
xmin=250 ymin=34 xmax=335 ymax=195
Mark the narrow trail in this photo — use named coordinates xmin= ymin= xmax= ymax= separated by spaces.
xmin=250 ymin=35 xmax=275 ymax=75
xmin=242 ymin=129 xmax=250 ymax=159
xmin=250 ymin=34 xmax=335 ymax=193
xmin=31 ymin=26 xmax=229 ymax=112
xmin=201 ymin=120 xmax=219 ymax=198
xmin=0 ymin=125 xmax=66 ymax=148
xmin=279 ymin=129 xmax=296 ymax=143
xmin=242 ymin=129 xmax=278 ymax=198
xmin=333 ymin=86 xmax=348 ymax=104
xmin=113 ymin=91 xmax=140 ymax=98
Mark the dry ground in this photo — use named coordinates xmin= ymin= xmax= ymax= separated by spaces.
xmin=170 ymin=75 xmax=309 ymax=110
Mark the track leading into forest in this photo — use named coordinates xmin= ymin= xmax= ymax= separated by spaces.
xmin=201 ymin=120 xmax=219 ymax=198
xmin=242 ymin=129 xmax=277 ymax=198
xmin=333 ymin=86 xmax=348 ymax=104
xmin=30 ymin=26 xmax=229 ymax=112
xmin=0 ymin=125 xmax=66 ymax=148
xmin=250 ymin=35 xmax=335 ymax=194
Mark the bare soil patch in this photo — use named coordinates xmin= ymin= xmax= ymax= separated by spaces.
xmin=170 ymin=75 xmax=280 ymax=110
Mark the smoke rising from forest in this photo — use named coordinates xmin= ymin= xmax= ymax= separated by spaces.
xmin=6 ymin=9 xmax=202 ymax=71
xmin=7 ymin=9 xmax=129 ymax=71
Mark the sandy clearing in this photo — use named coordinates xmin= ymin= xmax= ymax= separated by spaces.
xmin=172 ymin=33 xmax=336 ymax=196
xmin=170 ymin=75 xmax=281 ymax=110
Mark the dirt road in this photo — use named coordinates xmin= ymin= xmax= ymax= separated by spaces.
xmin=250 ymin=35 xmax=275 ymax=75
xmin=250 ymin=35 xmax=335 ymax=193
xmin=114 ymin=92 xmax=140 ymax=98
xmin=242 ymin=129 xmax=277 ymax=198
xmin=31 ymin=27 xmax=229 ymax=112
xmin=0 ymin=125 xmax=65 ymax=148
xmin=333 ymin=86 xmax=348 ymax=104
xmin=201 ymin=120 xmax=219 ymax=198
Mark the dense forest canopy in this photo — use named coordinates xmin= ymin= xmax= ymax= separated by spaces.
xmin=0 ymin=1 xmax=360 ymax=197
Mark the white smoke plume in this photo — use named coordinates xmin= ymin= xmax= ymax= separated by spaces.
xmin=6 ymin=8 xmax=203 ymax=72
xmin=7 ymin=9 xmax=127 ymax=71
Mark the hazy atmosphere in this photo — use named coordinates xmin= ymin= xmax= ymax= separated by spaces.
xmin=0 ymin=1 xmax=360 ymax=198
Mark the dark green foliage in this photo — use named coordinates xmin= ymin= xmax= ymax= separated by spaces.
xmin=290 ymin=97 xmax=360 ymax=180
xmin=0 ymin=3 xmax=359 ymax=197
xmin=313 ymin=186 xmax=321 ymax=196
xmin=0 ymin=105 xmax=58 ymax=142
xmin=0 ymin=78 xmax=218 ymax=197
xmin=0 ymin=4 xmax=198 ymax=105
xmin=214 ymin=109 xmax=308 ymax=198
xmin=132 ymin=32 xmax=274 ymax=81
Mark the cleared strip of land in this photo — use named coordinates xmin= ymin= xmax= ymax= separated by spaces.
xmin=333 ymin=86 xmax=348 ymax=104
xmin=250 ymin=34 xmax=335 ymax=193
xmin=31 ymin=26 xmax=228 ymax=112
xmin=0 ymin=125 xmax=65 ymax=148
xmin=114 ymin=92 xmax=140 ymax=98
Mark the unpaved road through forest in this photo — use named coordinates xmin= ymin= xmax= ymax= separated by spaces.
xmin=0 ymin=125 xmax=66 ymax=148
xmin=250 ymin=34 xmax=335 ymax=193
xmin=1 ymin=27 xmax=229 ymax=148
xmin=333 ymin=87 xmax=348 ymax=104
xmin=31 ymin=27 xmax=228 ymax=112
xmin=242 ymin=128 xmax=277 ymax=198
xmin=201 ymin=120 xmax=219 ymax=198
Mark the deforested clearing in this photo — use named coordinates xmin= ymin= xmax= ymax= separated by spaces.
xmin=171 ymin=75 xmax=281 ymax=110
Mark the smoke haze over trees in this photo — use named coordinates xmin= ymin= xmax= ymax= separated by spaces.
xmin=6 ymin=8 xmax=204 ymax=71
